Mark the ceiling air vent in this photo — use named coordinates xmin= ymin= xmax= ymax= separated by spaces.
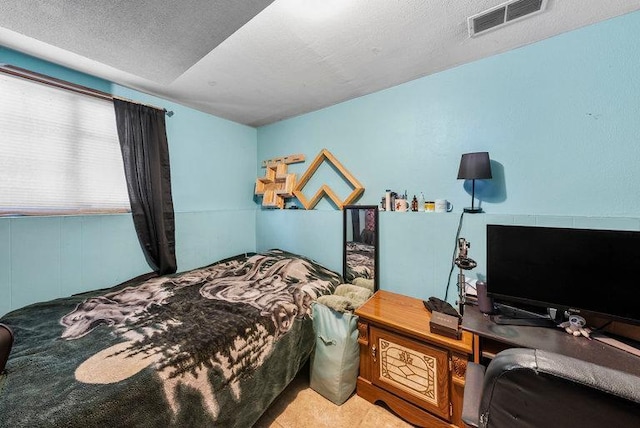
xmin=468 ymin=0 xmax=547 ymax=37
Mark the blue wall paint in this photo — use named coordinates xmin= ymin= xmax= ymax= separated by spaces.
xmin=256 ymin=210 xmax=342 ymax=270
xmin=0 ymin=49 xmax=257 ymax=316
xmin=175 ymin=210 xmax=256 ymax=272
xmin=257 ymin=11 xmax=640 ymax=302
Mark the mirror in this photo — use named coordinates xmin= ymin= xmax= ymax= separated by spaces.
xmin=343 ymin=205 xmax=379 ymax=291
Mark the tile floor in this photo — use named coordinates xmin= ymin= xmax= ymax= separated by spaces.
xmin=253 ymin=371 xmax=413 ymax=428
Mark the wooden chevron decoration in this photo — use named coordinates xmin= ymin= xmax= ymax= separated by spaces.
xmin=293 ymin=149 xmax=364 ymax=210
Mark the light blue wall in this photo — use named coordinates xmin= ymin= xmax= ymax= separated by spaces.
xmin=257 ymin=11 xmax=640 ymax=302
xmin=0 ymin=48 xmax=257 ymax=316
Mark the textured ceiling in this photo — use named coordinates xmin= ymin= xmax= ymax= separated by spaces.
xmin=0 ymin=0 xmax=274 ymax=83
xmin=1 ymin=0 xmax=639 ymax=127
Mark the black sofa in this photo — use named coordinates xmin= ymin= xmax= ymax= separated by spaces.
xmin=462 ymin=348 xmax=640 ymax=428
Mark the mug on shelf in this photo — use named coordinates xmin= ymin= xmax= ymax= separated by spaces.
xmin=395 ymin=198 xmax=408 ymax=212
xmin=434 ymin=199 xmax=453 ymax=213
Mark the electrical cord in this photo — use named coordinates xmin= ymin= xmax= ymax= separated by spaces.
xmin=444 ymin=211 xmax=465 ymax=301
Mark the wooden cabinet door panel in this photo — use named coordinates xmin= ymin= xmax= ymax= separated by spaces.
xmin=370 ymin=326 xmax=450 ymax=421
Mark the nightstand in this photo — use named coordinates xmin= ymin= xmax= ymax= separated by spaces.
xmin=355 ymin=290 xmax=473 ymax=427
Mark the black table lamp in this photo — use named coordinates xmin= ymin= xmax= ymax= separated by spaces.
xmin=457 ymin=152 xmax=492 ymax=213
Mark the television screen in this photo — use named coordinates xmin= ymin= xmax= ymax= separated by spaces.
xmin=486 ymin=225 xmax=640 ymax=325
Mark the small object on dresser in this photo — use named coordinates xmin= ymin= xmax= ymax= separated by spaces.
xmin=423 ymin=296 xmax=462 ymax=319
xmin=430 ymin=311 xmax=461 ymax=340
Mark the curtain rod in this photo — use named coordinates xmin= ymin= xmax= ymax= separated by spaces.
xmin=0 ymin=64 xmax=174 ymax=117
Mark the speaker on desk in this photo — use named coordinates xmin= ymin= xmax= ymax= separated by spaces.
xmin=476 ymin=281 xmax=495 ymax=314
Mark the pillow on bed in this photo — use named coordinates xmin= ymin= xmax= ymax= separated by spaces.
xmin=316 ymin=283 xmax=373 ymax=313
xmin=351 ymin=277 xmax=374 ymax=292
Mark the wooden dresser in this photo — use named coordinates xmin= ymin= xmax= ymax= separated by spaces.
xmin=355 ymin=291 xmax=473 ymax=427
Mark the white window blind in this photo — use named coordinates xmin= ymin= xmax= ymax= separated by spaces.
xmin=0 ymin=72 xmax=130 ymax=216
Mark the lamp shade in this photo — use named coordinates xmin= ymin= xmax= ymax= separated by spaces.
xmin=457 ymin=152 xmax=492 ymax=180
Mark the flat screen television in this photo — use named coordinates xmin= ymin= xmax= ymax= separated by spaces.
xmin=486 ymin=224 xmax=640 ymax=326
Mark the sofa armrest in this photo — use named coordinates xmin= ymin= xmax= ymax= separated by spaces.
xmin=479 ymin=348 xmax=640 ymax=428
xmin=461 ymin=362 xmax=485 ymax=428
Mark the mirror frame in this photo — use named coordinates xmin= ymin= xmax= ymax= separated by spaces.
xmin=343 ymin=204 xmax=379 ymax=291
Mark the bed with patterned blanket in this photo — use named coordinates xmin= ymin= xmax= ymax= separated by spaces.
xmin=0 ymin=249 xmax=342 ymax=427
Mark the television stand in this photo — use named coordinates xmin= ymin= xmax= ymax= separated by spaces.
xmin=491 ymin=303 xmax=557 ymax=328
xmin=492 ymin=315 xmax=557 ymax=327
xmin=461 ymin=304 xmax=640 ymax=377
xmin=592 ymin=332 xmax=640 ymax=358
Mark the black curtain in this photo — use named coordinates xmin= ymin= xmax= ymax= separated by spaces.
xmin=114 ymin=99 xmax=177 ymax=275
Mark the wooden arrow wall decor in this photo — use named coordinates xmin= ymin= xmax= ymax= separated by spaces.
xmin=293 ymin=149 xmax=364 ymax=210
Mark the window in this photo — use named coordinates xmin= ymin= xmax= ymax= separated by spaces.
xmin=0 ymin=71 xmax=130 ymax=215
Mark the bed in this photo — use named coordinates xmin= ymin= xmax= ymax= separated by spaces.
xmin=0 ymin=249 xmax=342 ymax=427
